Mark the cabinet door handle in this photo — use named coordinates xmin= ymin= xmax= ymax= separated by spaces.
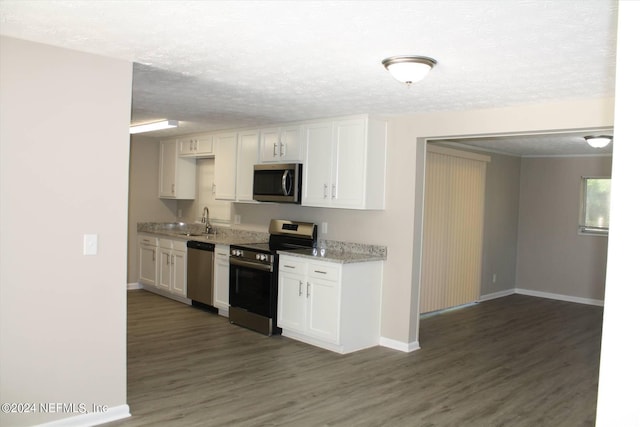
xmin=273 ymin=142 xmax=278 ymax=157
xmin=323 ymin=184 xmax=328 ymax=199
xmin=166 ymin=253 xmax=170 ymax=265
xmin=306 ymin=282 xmax=311 ymax=298
xmin=313 ymin=270 xmax=327 ymax=274
xmin=171 ymin=254 xmax=175 ymax=265
xmin=283 ymin=265 xmax=296 ymax=269
xmin=298 ymin=280 xmax=303 ymax=296
xmin=152 ymin=249 xmax=155 ymax=262
xmin=331 ymin=184 xmax=336 ymax=199
xmin=171 ymin=184 xmax=175 ymax=195
xmin=280 ymin=141 xmax=285 ymax=157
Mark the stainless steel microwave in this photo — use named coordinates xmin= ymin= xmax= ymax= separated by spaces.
xmin=253 ymin=163 xmax=302 ymax=204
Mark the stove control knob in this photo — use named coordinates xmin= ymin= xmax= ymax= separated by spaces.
xmin=260 ymin=254 xmax=268 ymax=261
xmin=255 ymin=254 xmax=261 ymax=260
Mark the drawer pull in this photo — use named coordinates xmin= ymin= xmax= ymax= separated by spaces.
xmin=313 ymin=270 xmax=327 ymax=274
xmin=283 ymin=264 xmax=296 ymax=269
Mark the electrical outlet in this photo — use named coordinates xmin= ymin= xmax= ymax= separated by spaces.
xmin=492 ymin=273 xmax=497 ymax=284
xmin=234 ymin=214 xmax=241 ymax=224
xmin=83 ymin=234 xmax=98 ymax=256
xmin=321 ymin=222 xmax=328 ymax=234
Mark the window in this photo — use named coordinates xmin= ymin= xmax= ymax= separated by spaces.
xmin=579 ymin=177 xmax=611 ymax=235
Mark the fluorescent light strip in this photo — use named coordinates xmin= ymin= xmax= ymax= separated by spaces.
xmin=130 ymin=120 xmax=178 ymax=134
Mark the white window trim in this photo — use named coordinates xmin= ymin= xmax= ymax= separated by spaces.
xmin=579 ymin=175 xmax=611 ymax=237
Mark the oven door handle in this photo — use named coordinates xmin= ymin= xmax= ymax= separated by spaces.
xmin=229 ymin=257 xmax=273 ymax=272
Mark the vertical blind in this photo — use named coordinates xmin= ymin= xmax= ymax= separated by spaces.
xmin=421 ymin=146 xmax=489 ymax=314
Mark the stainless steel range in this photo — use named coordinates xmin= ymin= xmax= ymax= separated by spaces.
xmin=229 ymin=219 xmax=317 ymax=336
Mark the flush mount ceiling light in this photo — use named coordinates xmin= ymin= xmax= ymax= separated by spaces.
xmin=584 ymin=135 xmax=613 ymax=148
xmin=129 ymin=119 xmax=179 ymax=134
xmin=382 ymin=55 xmax=437 ymax=86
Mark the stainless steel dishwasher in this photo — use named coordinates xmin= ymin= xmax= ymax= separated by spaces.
xmin=186 ymin=241 xmax=215 ymax=308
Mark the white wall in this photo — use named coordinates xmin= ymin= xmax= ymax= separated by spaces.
xmin=0 ymin=37 xmax=131 ymax=426
xmin=480 ymin=152 xmax=521 ymax=296
xmin=596 ymin=1 xmax=640 ymax=424
xmin=516 ymin=156 xmax=611 ymax=302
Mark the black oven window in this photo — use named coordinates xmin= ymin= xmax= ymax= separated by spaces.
xmin=229 ymin=265 xmax=273 ymax=317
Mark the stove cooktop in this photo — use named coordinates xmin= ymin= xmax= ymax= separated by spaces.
xmin=230 ymin=242 xmax=272 ymax=253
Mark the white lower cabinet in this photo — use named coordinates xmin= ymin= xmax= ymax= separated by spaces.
xmin=277 ymin=255 xmax=382 ymax=354
xmin=138 ymin=235 xmax=158 ymax=286
xmin=157 ymin=238 xmax=188 ymax=298
xmin=214 ymin=244 xmax=230 ymax=317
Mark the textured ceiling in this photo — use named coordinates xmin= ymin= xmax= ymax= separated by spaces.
xmin=435 ymin=130 xmax=614 ymax=156
xmin=0 ymin=0 xmax=618 ymax=154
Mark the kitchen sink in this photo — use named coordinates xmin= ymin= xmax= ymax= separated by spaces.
xmin=179 ymin=232 xmax=202 ymax=237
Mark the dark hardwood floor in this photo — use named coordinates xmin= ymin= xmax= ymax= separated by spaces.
xmin=107 ymin=290 xmax=602 ymax=427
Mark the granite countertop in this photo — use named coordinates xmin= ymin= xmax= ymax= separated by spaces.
xmin=278 ymin=248 xmax=386 ymax=264
xmin=137 ymin=222 xmax=268 ymax=246
xmin=138 ymin=222 xmax=386 ymax=264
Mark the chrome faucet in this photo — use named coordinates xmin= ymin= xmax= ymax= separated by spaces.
xmin=201 ymin=206 xmax=212 ymax=234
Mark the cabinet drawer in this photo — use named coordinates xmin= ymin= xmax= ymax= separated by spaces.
xmin=279 ymin=258 xmax=307 ymax=274
xmin=308 ymin=262 xmax=339 ymax=281
xmin=138 ymin=235 xmax=158 ymax=246
xmin=173 ymin=240 xmax=187 ymax=251
xmin=158 ymin=238 xmax=174 ymax=249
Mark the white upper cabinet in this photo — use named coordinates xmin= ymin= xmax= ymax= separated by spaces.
xmin=301 ymin=122 xmax=334 ymax=206
xmin=235 ymin=129 xmax=260 ymax=202
xmin=160 ymin=114 xmax=385 ymax=207
xmin=259 ymin=125 xmax=302 ymax=163
xmin=159 ymin=139 xmax=196 ymax=199
xmin=302 ymin=116 xmax=387 ymax=210
xmin=213 ymin=132 xmax=238 ymax=201
xmin=178 ymin=135 xmax=214 ymax=157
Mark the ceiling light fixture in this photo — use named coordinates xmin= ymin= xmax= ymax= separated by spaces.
xmin=584 ymin=135 xmax=613 ymax=148
xmin=130 ymin=119 xmax=179 ymax=134
xmin=382 ymin=55 xmax=437 ymax=86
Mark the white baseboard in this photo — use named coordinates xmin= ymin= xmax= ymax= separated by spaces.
xmin=479 ymin=289 xmax=515 ymax=302
xmin=127 ymin=282 xmax=143 ymax=290
xmin=515 ymin=288 xmax=604 ymax=306
xmin=36 ymin=404 xmax=130 ymax=427
xmin=379 ymin=337 xmax=421 ymax=353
